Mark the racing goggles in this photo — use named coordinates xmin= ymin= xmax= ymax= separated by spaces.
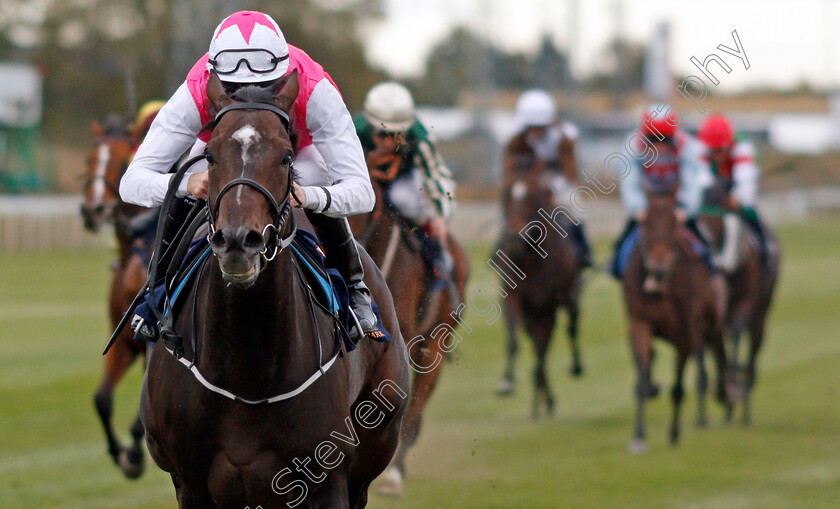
xmin=209 ymin=49 xmax=289 ymax=75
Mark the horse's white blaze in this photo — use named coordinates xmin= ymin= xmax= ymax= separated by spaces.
xmin=93 ymin=143 xmax=110 ymax=203
xmin=232 ymin=125 xmax=261 ymax=205
xmin=232 ymin=124 xmax=260 ymax=172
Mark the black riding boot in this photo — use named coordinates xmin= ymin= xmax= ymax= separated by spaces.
xmin=686 ymin=218 xmax=717 ymax=272
xmin=743 ymin=213 xmax=770 ymax=267
xmin=571 ymin=222 xmax=593 ymax=268
xmin=306 ymin=212 xmax=377 ymax=340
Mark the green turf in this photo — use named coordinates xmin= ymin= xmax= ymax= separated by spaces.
xmin=1 ymin=218 xmax=838 ymax=508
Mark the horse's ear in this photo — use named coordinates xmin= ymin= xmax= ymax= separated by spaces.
xmin=91 ymin=121 xmax=104 ymax=137
xmin=275 ymin=69 xmax=299 ymax=114
xmin=207 ymin=71 xmax=230 ymax=114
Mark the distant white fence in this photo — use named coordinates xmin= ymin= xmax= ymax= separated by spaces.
xmin=447 ymin=187 xmax=840 ymax=244
xmin=2 ymin=188 xmax=840 ymax=251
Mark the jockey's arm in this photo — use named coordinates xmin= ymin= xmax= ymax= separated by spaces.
xmin=677 ymin=141 xmax=714 ymax=217
xmin=304 ymin=80 xmax=375 ymax=217
xmin=414 ymin=138 xmax=455 ymax=221
xmin=620 ymin=159 xmax=647 ymax=218
xmin=731 ymin=142 xmax=759 ymax=208
xmin=119 ymin=84 xmax=203 ymax=207
xmin=558 ymin=136 xmax=577 ymax=182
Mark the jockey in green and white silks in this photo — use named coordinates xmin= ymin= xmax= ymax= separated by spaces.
xmin=354 ymin=82 xmax=457 ymax=275
xmin=698 ymin=113 xmax=770 ymax=271
xmin=610 ymin=104 xmax=715 ymax=278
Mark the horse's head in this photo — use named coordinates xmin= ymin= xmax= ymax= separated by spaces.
xmin=81 ymin=116 xmax=135 ymax=232
xmin=504 ymin=172 xmax=554 ymax=237
xmin=639 ymin=192 xmax=679 ymax=293
xmin=205 ymin=70 xmax=299 ymax=288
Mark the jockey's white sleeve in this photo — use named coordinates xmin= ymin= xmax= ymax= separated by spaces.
xmin=678 ymin=139 xmax=712 ymax=216
xmin=302 ymin=79 xmax=374 ymax=217
xmin=620 ymin=159 xmax=647 ymax=214
xmin=731 ymin=142 xmax=759 ymax=207
xmin=119 ymin=83 xmax=203 ymax=207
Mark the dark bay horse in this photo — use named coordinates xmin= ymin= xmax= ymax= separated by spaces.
xmin=347 ymin=178 xmax=469 ymax=496
xmin=495 ymin=174 xmax=585 ymax=417
xmin=141 ymin=72 xmax=409 ymax=508
xmin=82 ymin=117 xmax=150 ymax=478
xmin=698 ymin=189 xmax=780 ymax=425
xmin=622 ymin=192 xmax=730 ymax=453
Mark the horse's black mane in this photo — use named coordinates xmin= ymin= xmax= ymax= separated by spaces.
xmin=230 ymin=85 xmax=276 ymax=105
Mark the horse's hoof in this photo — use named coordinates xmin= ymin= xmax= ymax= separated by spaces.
xmin=495 ymin=380 xmax=515 ymax=396
xmin=118 ymin=449 xmax=145 ymax=480
xmin=669 ymin=431 xmax=680 ymax=446
xmin=628 ymin=438 xmax=649 ymax=455
xmin=570 ymin=364 xmax=584 ymax=377
xmin=377 ymin=467 xmax=403 ymax=497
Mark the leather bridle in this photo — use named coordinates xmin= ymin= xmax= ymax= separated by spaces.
xmin=206 ymin=102 xmax=297 ymax=261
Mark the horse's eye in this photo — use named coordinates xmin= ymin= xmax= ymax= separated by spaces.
xmin=205 ymin=151 xmax=215 ymax=165
xmin=281 ymin=153 xmax=292 ymax=167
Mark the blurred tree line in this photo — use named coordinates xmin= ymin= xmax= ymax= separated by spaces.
xmin=0 ymin=0 xmax=644 ymax=143
xmin=0 ymin=0 xmax=384 ymax=143
xmin=410 ymin=26 xmax=644 ymax=106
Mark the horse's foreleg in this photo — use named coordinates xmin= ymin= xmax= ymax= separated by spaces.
xmin=695 ymin=346 xmax=709 ymax=428
xmin=531 ymin=314 xmax=557 ymax=419
xmin=94 ymin=335 xmax=139 ymax=467
xmin=669 ymin=350 xmax=688 ymax=445
xmin=743 ymin=319 xmax=766 ymax=427
xmin=496 ymin=297 xmax=521 ymax=396
xmin=393 ymin=345 xmax=445 ymax=478
xmin=629 ymin=319 xmax=652 ymax=454
xmin=708 ymin=326 xmax=733 ymax=423
xmin=566 ymin=299 xmax=584 ymax=377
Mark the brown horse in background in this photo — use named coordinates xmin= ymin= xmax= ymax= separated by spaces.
xmin=698 ymin=187 xmax=780 ymax=425
xmin=494 ymin=173 xmax=585 ymax=417
xmin=348 ymin=179 xmax=470 ymax=496
xmin=622 ymin=191 xmax=731 ymax=453
xmin=81 ymin=116 xmax=151 ymax=478
xmin=141 ymin=72 xmax=409 ymax=508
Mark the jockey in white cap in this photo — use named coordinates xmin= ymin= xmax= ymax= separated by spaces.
xmin=502 ymin=89 xmax=593 ymax=267
xmin=120 ymin=10 xmax=378 ymax=339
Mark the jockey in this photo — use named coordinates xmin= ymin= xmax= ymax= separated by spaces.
xmin=610 ymin=104 xmax=714 ymax=278
xmin=354 ymin=81 xmax=457 ymax=276
xmin=698 ymin=113 xmax=769 ymax=270
xmin=119 ymin=11 xmax=378 ymax=340
xmin=130 ymin=100 xmax=166 ymax=145
xmin=503 ymin=89 xmax=592 ymax=267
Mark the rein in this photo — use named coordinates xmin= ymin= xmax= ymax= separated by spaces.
xmin=157 ymin=99 xmax=344 ymax=405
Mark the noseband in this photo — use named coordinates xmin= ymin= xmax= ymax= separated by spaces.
xmin=207 ymin=102 xmax=296 ymax=261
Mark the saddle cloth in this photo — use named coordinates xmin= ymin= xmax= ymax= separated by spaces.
xmin=613 ymin=226 xmax=714 ymax=278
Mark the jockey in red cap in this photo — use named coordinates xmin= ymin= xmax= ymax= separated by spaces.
xmin=610 ymin=104 xmax=715 ymax=278
xmin=698 ymin=113 xmax=769 ymax=270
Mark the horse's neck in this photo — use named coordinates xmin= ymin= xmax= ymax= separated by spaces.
xmin=112 ymin=202 xmax=142 ymax=262
xmin=199 ymin=253 xmax=316 ymax=393
xmin=367 ymin=209 xmax=400 ymax=264
xmin=114 ymin=221 xmax=134 ymax=262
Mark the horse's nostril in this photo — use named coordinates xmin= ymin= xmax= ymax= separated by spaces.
xmin=242 ymin=229 xmax=265 ymax=252
xmin=209 ymin=229 xmax=228 ymax=250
